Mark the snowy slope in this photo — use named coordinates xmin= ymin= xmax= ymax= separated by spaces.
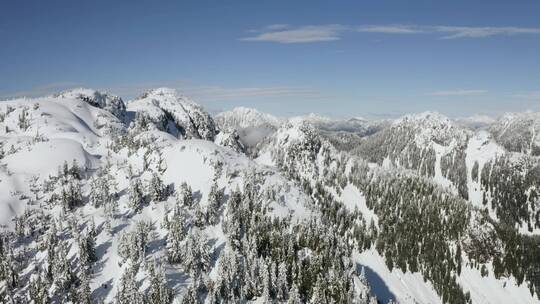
xmin=490 ymin=112 xmax=540 ymax=156
xmin=464 ymin=131 xmax=506 ymax=207
xmin=0 ymin=89 xmax=339 ymax=303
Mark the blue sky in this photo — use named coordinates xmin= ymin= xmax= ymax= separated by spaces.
xmin=1 ymin=0 xmax=540 ymax=118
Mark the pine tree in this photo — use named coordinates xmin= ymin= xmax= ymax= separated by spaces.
xmin=18 ymin=107 xmax=30 ymax=131
xmin=78 ymin=271 xmax=93 ymax=304
xmin=54 ymin=241 xmax=76 ymax=290
xmin=181 ymin=280 xmax=199 ymax=304
xmin=182 ymin=229 xmax=211 ymax=278
xmin=60 ymin=179 xmax=83 ymax=211
xmin=261 ymin=260 xmax=272 ymax=302
xmin=167 ymin=208 xmax=187 ymax=264
xmin=146 ymin=261 xmax=174 ymax=304
xmin=128 ymin=179 xmax=145 ymax=212
xmin=115 ymin=266 xmax=144 ymax=304
xmin=206 ymin=181 xmax=223 ymax=225
xmin=29 ymin=175 xmax=40 ymax=201
xmin=277 ymin=261 xmax=289 ymax=301
xmin=1 ymin=249 xmax=19 ymax=290
xmin=148 ymin=172 xmax=167 ymax=202
xmin=28 ymin=271 xmax=50 ymax=304
xmin=287 ymin=283 xmax=302 ymax=304
xmin=78 ymin=231 xmax=97 ymax=269
xmin=213 ymin=245 xmax=244 ymax=302
xmin=89 ymin=166 xmax=117 ymax=209
xmin=310 ymin=275 xmax=326 ymax=304
xmin=178 ymin=182 xmax=193 ymax=207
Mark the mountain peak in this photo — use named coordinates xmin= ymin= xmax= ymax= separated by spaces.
xmin=394 ymin=111 xmax=452 ymax=126
xmin=55 ymin=88 xmax=126 ymax=119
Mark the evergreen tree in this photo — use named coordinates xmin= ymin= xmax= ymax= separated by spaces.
xmin=178 ymin=182 xmax=193 ymax=207
xmin=288 ymin=283 xmax=302 ymax=304
xmin=277 ymin=261 xmax=289 ymax=301
xmin=167 ymin=207 xmax=187 ymax=264
xmin=146 ymin=261 xmax=174 ymax=304
xmin=78 ymin=271 xmax=93 ymax=304
xmin=54 ymin=241 xmax=76 ymax=291
xmin=212 ymin=245 xmax=244 ymax=302
xmin=182 ymin=228 xmax=211 ymax=278
xmin=28 ymin=271 xmax=50 ymax=304
xmin=148 ymin=172 xmax=167 ymax=202
xmin=128 ymin=179 xmax=145 ymax=212
xmin=206 ymin=181 xmax=223 ymax=225
xmin=115 ymin=266 xmax=143 ymax=304
xmin=60 ymin=179 xmax=83 ymax=211
xmin=310 ymin=275 xmax=326 ymax=304
xmin=181 ymin=280 xmax=199 ymax=304
xmin=78 ymin=231 xmax=98 ymax=269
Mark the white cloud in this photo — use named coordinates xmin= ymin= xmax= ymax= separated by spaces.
xmin=0 ymin=82 xmax=82 ymax=99
xmin=427 ymin=89 xmax=487 ymax=96
xmin=182 ymin=85 xmax=321 ymax=101
xmin=242 ymin=24 xmax=540 ymax=43
xmin=513 ymin=91 xmax=540 ymax=100
xmin=240 ymin=25 xmax=347 ymax=43
xmin=0 ymin=80 xmax=322 ymax=103
xmin=357 ymin=25 xmax=423 ymax=34
xmin=434 ymin=26 xmax=540 ymax=39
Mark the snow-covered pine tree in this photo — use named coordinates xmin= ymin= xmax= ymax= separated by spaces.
xmin=182 ymin=228 xmax=211 ymax=279
xmin=27 ymin=271 xmax=50 ymax=304
xmin=277 ymin=261 xmax=289 ymax=301
xmin=128 ymin=178 xmax=145 ymax=212
xmin=206 ymin=181 xmax=224 ymax=225
xmin=287 ymin=283 xmax=302 ymax=304
xmin=145 ymin=261 xmax=174 ymax=304
xmin=178 ymin=182 xmax=193 ymax=207
xmin=119 ymin=220 xmax=154 ymax=266
xmin=115 ymin=266 xmax=144 ymax=304
xmin=77 ymin=271 xmax=93 ymax=304
xmin=29 ymin=175 xmax=40 ymax=201
xmin=78 ymin=230 xmax=97 ymax=269
xmin=60 ymin=179 xmax=83 ymax=211
xmin=181 ymin=280 xmax=200 ymax=304
xmin=0 ymin=249 xmax=19 ymax=290
xmin=166 ymin=207 xmax=187 ymax=264
xmin=212 ymin=245 xmax=244 ymax=302
xmin=148 ymin=172 xmax=167 ymax=202
xmin=53 ymin=241 xmax=76 ymax=292
xmin=261 ymin=259 xmax=272 ymax=302
xmin=310 ymin=275 xmax=327 ymax=304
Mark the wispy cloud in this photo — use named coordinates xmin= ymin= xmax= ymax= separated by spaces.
xmin=434 ymin=26 xmax=540 ymax=39
xmin=0 ymin=82 xmax=82 ymax=99
xmin=427 ymin=89 xmax=487 ymax=96
xmin=240 ymin=24 xmax=347 ymax=43
xmin=357 ymin=25 xmax=423 ymax=34
xmin=242 ymin=24 xmax=540 ymax=43
xmin=104 ymin=81 xmax=323 ymax=101
xmin=0 ymin=80 xmax=323 ymax=103
xmin=513 ymin=91 xmax=540 ymax=100
xmin=181 ymin=85 xmax=322 ymax=101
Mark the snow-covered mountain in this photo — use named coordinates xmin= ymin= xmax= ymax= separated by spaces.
xmin=215 ymin=107 xmax=281 ymax=130
xmin=128 ymin=88 xmax=217 ymax=141
xmin=254 ymin=118 xmax=539 ymax=304
xmin=0 ymin=89 xmax=378 ymax=303
xmin=490 ymin=112 xmax=540 ymax=156
xmin=1 ymin=90 xmax=539 ymax=304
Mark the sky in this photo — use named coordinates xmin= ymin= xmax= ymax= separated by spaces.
xmin=1 ymin=0 xmax=540 ymax=118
